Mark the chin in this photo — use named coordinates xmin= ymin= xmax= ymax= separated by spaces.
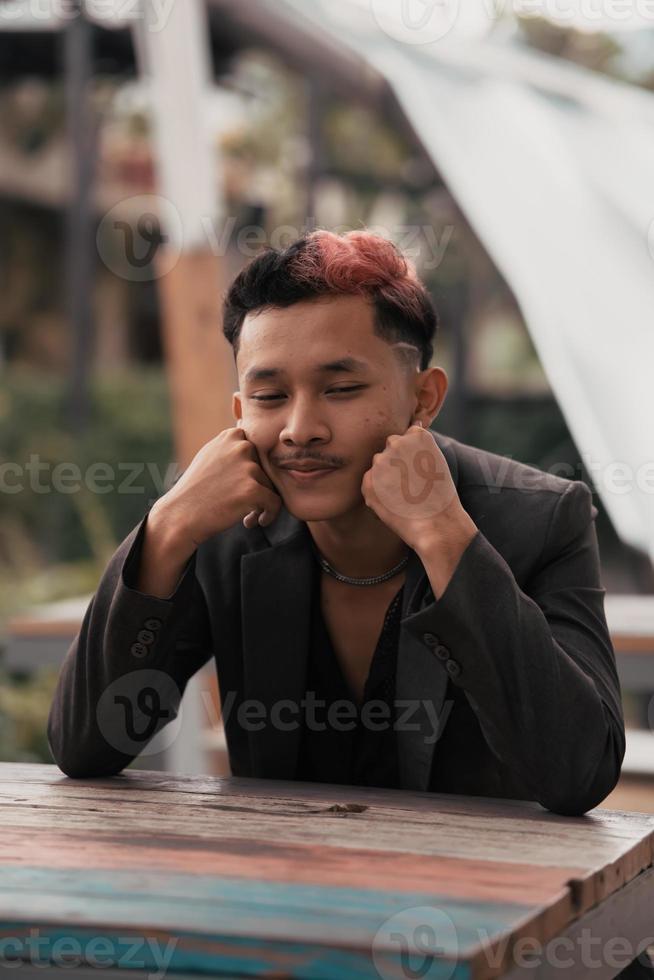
xmin=282 ymin=490 xmax=363 ymax=523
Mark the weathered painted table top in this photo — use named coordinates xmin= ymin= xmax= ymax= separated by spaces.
xmin=0 ymin=763 xmax=652 ymax=979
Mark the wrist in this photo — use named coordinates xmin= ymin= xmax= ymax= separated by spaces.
xmin=147 ymin=497 xmax=199 ymax=564
xmin=415 ymin=506 xmax=478 ymax=560
xmin=413 ymin=509 xmax=478 ymax=601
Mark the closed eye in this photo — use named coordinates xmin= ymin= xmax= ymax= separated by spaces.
xmin=250 ymin=386 xmax=366 ymax=402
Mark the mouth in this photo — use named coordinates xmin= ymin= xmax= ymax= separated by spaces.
xmin=279 ymin=465 xmax=341 ymax=484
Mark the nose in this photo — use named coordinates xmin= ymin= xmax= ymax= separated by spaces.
xmin=278 ymin=395 xmax=330 ymax=446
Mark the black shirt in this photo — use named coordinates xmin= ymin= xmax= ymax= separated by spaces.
xmin=295 ymin=556 xmax=405 ymax=789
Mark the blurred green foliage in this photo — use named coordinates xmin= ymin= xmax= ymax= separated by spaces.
xmin=0 ymin=666 xmax=59 ymax=763
xmin=0 ymin=368 xmax=175 ymax=764
xmin=0 ymin=367 xmax=173 ymax=632
xmin=0 ymin=367 xmax=172 ymax=557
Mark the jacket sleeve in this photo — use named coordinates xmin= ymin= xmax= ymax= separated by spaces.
xmin=402 ymin=480 xmax=626 ymax=816
xmin=46 ymin=509 xmax=214 ymax=778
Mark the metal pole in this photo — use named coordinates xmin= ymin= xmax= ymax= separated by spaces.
xmin=64 ymin=0 xmax=96 ymax=432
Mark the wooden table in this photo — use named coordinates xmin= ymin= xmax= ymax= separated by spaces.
xmin=1 ymin=765 xmax=654 ymax=979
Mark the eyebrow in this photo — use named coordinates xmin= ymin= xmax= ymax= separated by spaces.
xmin=243 ymin=357 xmax=371 ymax=385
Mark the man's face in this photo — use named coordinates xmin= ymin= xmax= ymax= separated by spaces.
xmin=232 ymin=294 xmax=427 ymax=522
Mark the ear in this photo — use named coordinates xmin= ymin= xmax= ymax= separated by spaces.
xmin=413 ymin=366 xmax=448 ymax=426
xmin=232 ymin=391 xmax=242 ymax=423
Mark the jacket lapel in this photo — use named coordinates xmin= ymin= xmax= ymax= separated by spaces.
xmin=241 ymin=429 xmax=460 ymax=790
xmin=241 ymin=511 xmax=314 ymax=780
xmin=396 ymin=430 xmax=459 ymax=790
xmin=396 ymin=548 xmax=451 ymax=791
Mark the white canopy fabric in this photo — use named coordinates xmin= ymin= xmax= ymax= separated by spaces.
xmin=278 ymin=0 xmax=654 ymax=568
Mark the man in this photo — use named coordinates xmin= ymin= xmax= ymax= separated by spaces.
xmin=48 ymin=230 xmax=626 ymax=799
xmin=48 ymin=228 xmax=625 ymax=812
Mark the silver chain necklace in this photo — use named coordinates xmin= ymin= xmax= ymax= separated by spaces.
xmin=311 ymin=543 xmax=409 ymax=586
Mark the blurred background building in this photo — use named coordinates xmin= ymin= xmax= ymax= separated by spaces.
xmin=1 ymin=0 xmax=653 ymax=808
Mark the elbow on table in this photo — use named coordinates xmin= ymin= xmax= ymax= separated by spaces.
xmin=541 ymin=788 xmax=612 ymax=818
xmin=50 ymin=755 xmax=127 ymax=780
xmin=540 ymin=727 xmax=625 ymax=817
xmin=46 ymin=717 xmax=130 ymax=780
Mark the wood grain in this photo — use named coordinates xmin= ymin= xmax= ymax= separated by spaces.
xmin=0 ymin=763 xmax=652 ymax=980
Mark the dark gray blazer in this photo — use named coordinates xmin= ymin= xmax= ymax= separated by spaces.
xmin=46 ymin=429 xmax=626 ymax=815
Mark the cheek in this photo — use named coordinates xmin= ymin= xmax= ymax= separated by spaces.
xmin=349 ymin=418 xmax=393 ymax=474
xmin=238 ymin=416 xmax=276 ymax=446
xmin=362 ymin=409 xmax=396 ymax=444
xmin=235 ymin=422 xmax=279 ymax=478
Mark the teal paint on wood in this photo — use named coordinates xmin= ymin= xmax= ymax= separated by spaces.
xmin=0 ymin=866 xmax=531 ymax=955
xmin=0 ymin=922 xmax=473 ymax=979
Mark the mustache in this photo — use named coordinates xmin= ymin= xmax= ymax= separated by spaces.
xmin=273 ymin=456 xmax=345 ymax=467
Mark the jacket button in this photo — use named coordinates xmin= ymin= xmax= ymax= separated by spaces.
xmin=445 ymin=659 xmax=461 ymax=679
xmin=422 ymin=632 xmax=439 ymax=648
xmin=434 ymin=644 xmax=450 ymax=661
xmin=137 ymin=629 xmax=155 ymax=645
xmin=144 ymin=618 xmax=162 ymax=631
xmin=131 ymin=642 xmax=148 ymax=658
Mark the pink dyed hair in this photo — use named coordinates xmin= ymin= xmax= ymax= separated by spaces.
xmin=289 ymin=230 xmax=426 ymax=323
xmin=223 ymin=229 xmax=438 ymax=369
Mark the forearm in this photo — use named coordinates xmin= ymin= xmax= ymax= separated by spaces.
xmin=446 ymin=544 xmax=612 ymax=801
xmin=47 ymin=513 xmax=212 ymax=778
xmin=409 ymin=528 xmax=624 ymax=814
xmin=137 ymin=500 xmax=197 ymax=599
